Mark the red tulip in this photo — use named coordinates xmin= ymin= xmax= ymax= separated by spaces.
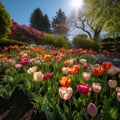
xmin=77 ymin=83 xmax=91 ymax=95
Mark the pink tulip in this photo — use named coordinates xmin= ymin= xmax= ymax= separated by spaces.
xmin=92 ymin=83 xmax=101 ymax=93
xmin=116 ymin=87 xmax=120 ymax=93
xmin=15 ymin=64 xmax=22 ymax=69
xmin=27 ymin=66 xmax=37 ymax=74
xmin=59 ymin=87 xmax=73 ymax=100
xmin=82 ymin=72 xmax=91 ymax=81
xmin=87 ymin=103 xmax=98 ymax=117
xmin=117 ymin=93 xmax=120 ymax=102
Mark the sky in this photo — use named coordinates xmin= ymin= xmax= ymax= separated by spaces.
xmin=0 ymin=0 xmax=74 ymax=26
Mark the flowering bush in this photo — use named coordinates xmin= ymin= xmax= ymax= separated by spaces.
xmin=0 ymin=45 xmax=120 ymax=120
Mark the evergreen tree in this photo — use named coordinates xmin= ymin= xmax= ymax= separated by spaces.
xmin=43 ymin=14 xmax=51 ymax=33
xmin=52 ymin=9 xmax=68 ymax=37
xmin=30 ymin=8 xmax=50 ymax=32
xmin=0 ymin=2 xmax=11 ymax=38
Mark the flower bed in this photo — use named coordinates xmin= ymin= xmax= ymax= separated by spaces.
xmin=0 ymin=45 xmax=120 ymax=120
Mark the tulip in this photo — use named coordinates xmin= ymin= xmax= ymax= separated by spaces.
xmin=83 ymin=64 xmax=89 ymax=69
xmin=59 ymin=77 xmax=71 ymax=87
xmin=82 ymin=72 xmax=91 ymax=81
xmin=87 ymin=103 xmax=98 ymax=117
xmin=15 ymin=64 xmax=22 ymax=69
xmin=117 ymin=93 xmax=120 ymax=102
xmin=116 ymin=87 xmax=120 ymax=93
xmin=108 ymin=80 xmax=117 ymax=88
xmin=33 ymin=71 xmax=44 ymax=82
xmin=44 ymin=54 xmax=51 ymax=61
xmin=92 ymin=83 xmax=101 ymax=93
xmin=59 ymin=87 xmax=73 ymax=100
xmin=77 ymin=83 xmax=91 ymax=95
xmin=80 ymin=59 xmax=87 ymax=64
xmin=92 ymin=66 xmax=104 ymax=76
xmin=27 ymin=66 xmax=37 ymax=74
xmin=107 ymin=66 xmax=120 ymax=75
xmin=62 ymin=67 xmax=70 ymax=74
xmin=101 ymin=61 xmax=112 ymax=70
xmin=20 ymin=57 xmax=30 ymax=66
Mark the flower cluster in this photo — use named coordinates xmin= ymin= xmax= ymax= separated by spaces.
xmin=0 ymin=45 xmax=120 ymax=119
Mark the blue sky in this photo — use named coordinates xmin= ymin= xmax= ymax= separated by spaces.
xmin=0 ymin=0 xmax=73 ymax=26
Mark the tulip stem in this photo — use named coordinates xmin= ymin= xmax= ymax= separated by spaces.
xmin=95 ymin=94 xmax=98 ymax=105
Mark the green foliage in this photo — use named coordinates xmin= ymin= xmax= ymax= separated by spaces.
xmin=72 ymin=34 xmax=98 ymax=50
xmin=0 ymin=2 xmax=11 ymax=38
xmin=0 ymin=38 xmax=28 ymax=49
xmin=100 ymin=37 xmax=120 ymax=52
xmin=30 ymin=8 xmax=50 ymax=33
xmin=36 ymin=34 xmax=70 ymax=48
xmin=84 ymin=0 xmax=120 ymax=37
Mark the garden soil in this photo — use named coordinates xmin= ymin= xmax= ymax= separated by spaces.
xmin=0 ymin=87 xmax=46 ymax=120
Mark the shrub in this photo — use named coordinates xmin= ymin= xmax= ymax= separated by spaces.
xmin=0 ymin=38 xmax=28 ymax=49
xmin=100 ymin=37 xmax=120 ymax=52
xmin=38 ymin=34 xmax=70 ymax=48
xmin=0 ymin=2 xmax=11 ymax=38
xmin=72 ymin=34 xmax=98 ymax=50
xmin=8 ymin=20 xmax=45 ymax=44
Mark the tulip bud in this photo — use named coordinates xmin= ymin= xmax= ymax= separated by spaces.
xmin=108 ymin=80 xmax=117 ymax=88
xmin=87 ymin=103 xmax=98 ymax=117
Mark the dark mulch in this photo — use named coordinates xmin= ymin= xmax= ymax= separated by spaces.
xmin=0 ymin=87 xmax=46 ymax=120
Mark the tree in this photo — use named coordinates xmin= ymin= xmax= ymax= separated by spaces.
xmin=42 ymin=14 xmax=51 ymax=33
xmin=30 ymin=8 xmax=50 ymax=33
xmin=84 ymin=0 xmax=120 ymax=37
xmin=0 ymin=2 xmax=11 ymax=39
xmin=67 ymin=9 xmax=102 ymax=41
xmin=52 ymin=9 xmax=68 ymax=37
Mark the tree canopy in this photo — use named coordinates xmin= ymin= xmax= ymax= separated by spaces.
xmin=30 ymin=8 xmax=50 ymax=33
xmin=0 ymin=2 xmax=11 ymax=39
xmin=52 ymin=9 xmax=68 ymax=37
xmin=84 ymin=0 xmax=120 ymax=37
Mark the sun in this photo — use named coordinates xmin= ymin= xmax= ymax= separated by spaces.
xmin=72 ymin=0 xmax=84 ymax=9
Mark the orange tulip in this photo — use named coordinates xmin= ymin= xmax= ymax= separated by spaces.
xmin=102 ymin=62 xmax=112 ymax=70
xmin=69 ymin=67 xmax=78 ymax=74
xmin=92 ymin=66 xmax=104 ymax=76
xmin=44 ymin=54 xmax=51 ymax=61
xmin=64 ymin=60 xmax=71 ymax=66
xmin=0 ymin=54 xmax=5 ymax=58
xmin=73 ymin=65 xmax=80 ymax=71
xmin=59 ymin=77 xmax=71 ymax=87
